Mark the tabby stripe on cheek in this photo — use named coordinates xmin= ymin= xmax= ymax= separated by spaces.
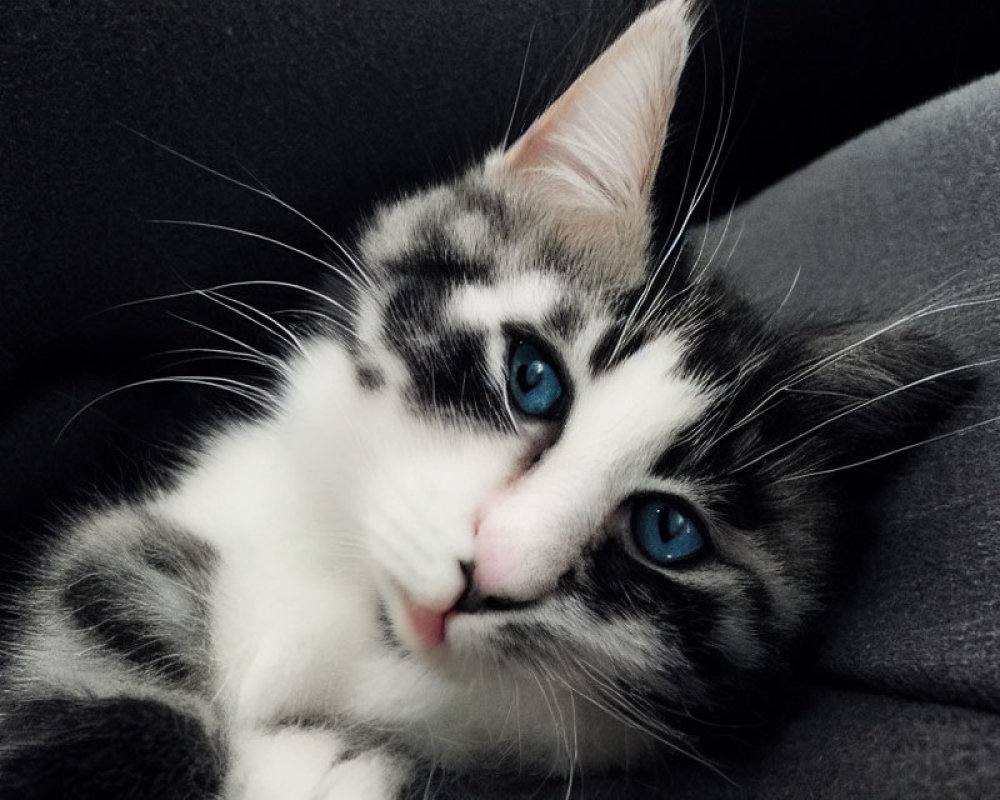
xmin=582 ymin=543 xmax=768 ymax=685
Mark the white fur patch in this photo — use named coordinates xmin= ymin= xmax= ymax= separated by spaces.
xmin=227 ymin=727 xmax=348 ymax=799
xmin=448 ymin=273 xmax=564 ymax=331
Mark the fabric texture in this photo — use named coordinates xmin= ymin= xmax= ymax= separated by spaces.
xmin=726 ymin=70 xmax=1000 ymax=715
xmin=2 ymin=1 xmax=999 ymax=797
xmin=651 ymin=67 xmax=1000 ymax=800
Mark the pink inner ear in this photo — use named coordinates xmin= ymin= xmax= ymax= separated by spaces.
xmin=505 ymin=116 xmax=545 ymax=171
xmin=488 ymin=1 xmax=692 ymax=280
xmin=504 ymin=79 xmax=584 ymax=176
xmin=499 ymin=0 xmax=690 ymax=200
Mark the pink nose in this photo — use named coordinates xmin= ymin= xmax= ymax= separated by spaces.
xmin=470 ymin=457 xmax=547 ymax=601
xmin=472 ymin=529 xmax=512 ymax=597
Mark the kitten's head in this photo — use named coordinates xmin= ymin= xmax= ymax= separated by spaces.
xmin=289 ymin=0 xmax=967 ymax=773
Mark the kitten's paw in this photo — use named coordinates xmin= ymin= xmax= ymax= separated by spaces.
xmin=315 ymin=750 xmax=410 ymax=800
xmin=227 ymin=727 xmax=346 ymax=800
xmin=227 ymin=727 xmax=411 ymax=800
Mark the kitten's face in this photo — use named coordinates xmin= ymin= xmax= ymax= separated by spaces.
xmin=284 ymin=0 xmax=964 ymax=772
xmin=333 ymin=185 xmax=754 ymax=769
xmin=353 ymin=175 xmax=726 ymax=649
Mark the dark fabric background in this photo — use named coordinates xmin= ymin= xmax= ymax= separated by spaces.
xmin=3 ymin=0 xmax=999 ymax=535
xmin=3 ymin=1 xmax=1000 ymax=797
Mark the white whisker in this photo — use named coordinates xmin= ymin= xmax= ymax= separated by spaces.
xmin=55 ymin=376 xmax=277 ymax=444
xmin=718 ymin=294 xmax=1000 ymax=443
xmin=779 ymin=413 xmax=1000 ymax=482
xmin=150 ymin=219 xmax=369 ymax=296
xmin=734 ymin=357 xmax=998 ymax=473
xmin=120 ymin=125 xmax=376 ymax=289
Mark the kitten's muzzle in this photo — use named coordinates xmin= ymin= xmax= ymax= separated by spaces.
xmin=452 ymin=560 xmax=538 ymax=614
xmin=400 ymin=561 xmax=538 ymax=651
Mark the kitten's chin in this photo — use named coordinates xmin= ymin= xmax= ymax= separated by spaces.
xmin=399 ymin=594 xmax=448 ymax=649
xmin=380 ymin=582 xmax=458 ymax=664
xmin=380 ymin=581 xmax=505 ymax=673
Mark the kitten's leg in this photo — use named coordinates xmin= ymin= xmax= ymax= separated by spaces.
xmin=228 ymin=726 xmax=415 ymax=800
xmin=0 ymin=695 xmax=222 ymax=800
xmin=1 ymin=508 xmax=224 ymax=797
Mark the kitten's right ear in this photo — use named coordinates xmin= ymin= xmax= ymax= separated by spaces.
xmin=484 ymin=0 xmax=694 ymax=283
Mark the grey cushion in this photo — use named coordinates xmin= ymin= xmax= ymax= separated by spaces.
xmin=725 ymin=69 xmax=1000 ymax=704
xmin=683 ymin=69 xmax=1000 ymax=797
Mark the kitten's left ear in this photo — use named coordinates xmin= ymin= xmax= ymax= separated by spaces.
xmin=485 ymin=0 xmax=693 ymax=283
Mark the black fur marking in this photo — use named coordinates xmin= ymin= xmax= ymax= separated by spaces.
xmin=61 ymin=519 xmax=216 ymax=687
xmin=583 ymin=541 xmax=713 ymax=626
xmin=63 ymin=567 xmax=194 ymax=684
xmin=542 ymin=298 xmax=584 ymax=340
xmin=382 ymin=275 xmax=452 ymax=362
xmin=377 ymin=602 xmax=402 ymax=650
xmin=137 ymin=530 xmax=217 ymax=583
xmin=356 ymin=363 xmax=385 ymax=391
xmin=588 ymin=247 xmax=697 ymax=374
xmin=383 ymin=282 xmax=511 ymax=429
xmin=740 ymin=577 xmax=775 ymax=626
xmin=579 ymin=540 xmax=752 ymax=688
xmin=382 ymin=236 xmax=492 ymax=283
xmin=534 ymin=231 xmax=585 ymax=278
xmin=680 ymin=282 xmax=768 ymax=387
xmin=588 ymin=315 xmax=650 ymax=375
xmin=407 ymin=329 xmax=508 ymax=429
xmin=270 ymin=714 xmax=339 ymax=732
xmin=335 ymin=746 xmax=364 ymax=764
xmin=652 ymin=425 xmax=783 ymax=534
xmin=493 ymin=620 xmax=558 ymax=661
xmin=494 ymin=539 xmax=735 ymax=690
xmin=0 ymin=696 xmax=222 ymax=800
xmin=652 ymin=439 xmax=694 ymax=478
xmin=453 ymin=183 xmax=516 ymax=238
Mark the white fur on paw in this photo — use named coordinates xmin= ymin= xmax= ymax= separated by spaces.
xmin=315 ymin=752 xmax=406 ymax=800
xmin=227 ymin=727 xmax=347 ymax=800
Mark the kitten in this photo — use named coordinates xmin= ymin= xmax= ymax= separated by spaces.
xmin=0 ymin=1 xmax=971 ymax=798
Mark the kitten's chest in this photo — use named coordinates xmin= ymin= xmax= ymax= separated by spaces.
xmin=207 ymin=548 xmax=382 ymax=723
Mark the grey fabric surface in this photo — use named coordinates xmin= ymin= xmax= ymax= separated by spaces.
xmin=719 ymin=68 xmax=1000 ymax=712
xmin=680 ymin=69 xmax=1000 ymax=795
xmin=475 ymin=67 xmax=1000 ymax=800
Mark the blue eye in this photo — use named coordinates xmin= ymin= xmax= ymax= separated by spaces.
xmin=631 ymin=496 xmax=707 ymax=565
xmin=509 ymin=341 xmax=565 ymax=418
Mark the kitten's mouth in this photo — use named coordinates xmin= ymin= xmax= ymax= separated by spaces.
xmin=395 ymin=588 xmax=541 ymax=654
xmin=400 ymin=595 xmax=452 ymax=649
xmin=390 ymin=562 xmax=542 ymax=654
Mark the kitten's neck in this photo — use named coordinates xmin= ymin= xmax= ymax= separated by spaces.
xmin=152 ymin=338 xmax=361 ymax=564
